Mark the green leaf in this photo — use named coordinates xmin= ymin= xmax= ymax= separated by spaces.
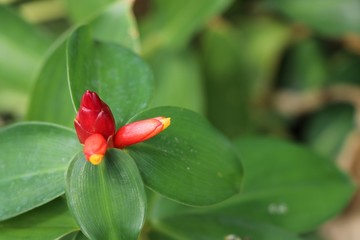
xmin=265 ymin=0 xmax=360 ymax=37
xmin=90 ymin=1 xmax=141 ymax=53
xmin=64 ymin=0 xmax=114 ymax=24
xmin=148 ymin=50 xmax=205 ymax=113
xmin=66 ymin=149 xmax=146 ymax=240
xmin=201 ymin=22 xmax=252 ymax=137
xmin=151 ymin=214 xmax=301 ymax=240
xmin=304 ymin=103 xmax=354 ymax=159
xmin=140 ymin=0 xmax=233 ymax=53
xmin=26 ymin=40 xmax=75 ymax=127
xmin=209 ymin=137 xmax=354 ymax=232
xmin=0 ymin=122 xmax=80 ymax=220
xmin=0 ymin=198 xmax=78 ymax=240
xmin=0 ymin=6 xmax=52 ymax=117
xmin=0 ymin=6 xmax=52 ymax=93
xmin=147 ymin=192 xmax=194 ymax=221
xmin=201 ymin=18 xmax=290 ymax=137
xmin=127 ymin=106 xmax=243 ymax=206
xmin=56 ymin=230 xmax=89 ymax=240
xmin=27 ymin=3 xmax=141 ymax=126
xmin=67 ymin=26 xmax=153 ymax=125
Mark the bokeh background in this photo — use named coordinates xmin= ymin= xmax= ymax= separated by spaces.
xmin=1 ymin=0 xmax=360 ymax=239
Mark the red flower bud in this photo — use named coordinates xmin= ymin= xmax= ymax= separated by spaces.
xmin=74 ymin=90 xmax=115 ymax=143
xmin=114 ymin=117 xmax=171 ymax=149
xmin=83 ymin=133 xmax=107 ymax=165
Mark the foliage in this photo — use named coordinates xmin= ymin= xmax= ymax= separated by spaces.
xmin=0 ymin=0 xmax=358 ymax=239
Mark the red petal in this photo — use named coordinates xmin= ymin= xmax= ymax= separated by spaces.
xmin=74 ymin=91 xmax=116 ymax=142
xmin=74 ymin=119 xmax=92 ymax=143
xmin=83 ymin=133 xmax=107 ymax=161
xmin=114 ymin=118 xmax=163 ymax=148
xmin=81 ymin=90 xmax=102 ymax=110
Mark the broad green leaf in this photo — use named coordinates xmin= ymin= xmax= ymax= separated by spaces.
xmin=201 ymin=18 xmax=290 ymax=137
xmin=0 ymin=198 xmax=78 ymax=240
xmin=148 ymin=50 xmax=205 ymax=113
xmin=0 ymin=122 xmax=80 ymax=220
xmin=210 ymin=184 xmax=351 ymax=233
xmin=0 ymin=6 xmax=52 ymax=93
xmin=66 ymin=149 xmax=146 ymax=240
xmin=64 ymin=1 xmax=141 ymax=51
xmin=65 ymin=0 xmax=114 ymax=24
xmin=127 ymin=106 xmax=243 ymax=206
xmin=0 ymin=6 xmax=52 ymax=118
xmin=208 ymin=137 xmax=354 ymax=232
xmin=151 ymin=214 xmax=301 ymax=240
xmin=147 ymin=192 xmax=194 ymax=221
xmin=67 ymin=26 xmax=153 ymax=125
xmin=265 ymin=0 xmax=360 ymax=37
xmin=56 ymin=230 xmax=88 ymax=240
xmin=27 ymin=3 xmax=141 ymax=126
xmin=304 ymin=103 xmax=354 ymax=159
xmin=140 ymin=0 xmax=233 ymax=53
xmin=26 ymin=39 xmax=74 ymax=127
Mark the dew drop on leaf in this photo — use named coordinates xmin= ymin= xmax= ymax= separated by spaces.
xmin=267 ymin=202 xmax=288 ymax=215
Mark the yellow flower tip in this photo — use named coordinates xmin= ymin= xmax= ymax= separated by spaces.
xmin=160 ymin=117 xmax=171 ymax=130
xmin=89 ymin=154 xmax=104 ymax=165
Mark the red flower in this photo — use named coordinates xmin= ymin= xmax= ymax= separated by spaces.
xmin=83 ymin=134 xmax=107 ymax=165
xmin=114 ymin=117 xmax=171 ymax=149
xmin=74 ymin=90 xmax=115 ymax=144
xmin=74 ymin=90 xmax=171 ymax=165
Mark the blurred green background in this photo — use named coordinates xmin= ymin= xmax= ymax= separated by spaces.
xmin=1 ymin=0 xmax=360 ymax=239
xmin=2 ymin=0 xmax=360 ymax=143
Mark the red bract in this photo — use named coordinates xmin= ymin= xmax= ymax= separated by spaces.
xmin=114 ymin=117 xmax=171 ymax=149
xmin=74 ymin=90 xmax=115 ymax=144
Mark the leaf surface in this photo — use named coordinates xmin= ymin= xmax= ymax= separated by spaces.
xmin=66 ymin=149 xmax=146 ymax=240
xmin=27 ymin=2 xmax=141 ymax=126
xmin=208 ymin=137 xmax=355 ymax=232
xmin=0 ymin=198 xmax=78 ymax=240
xmin=67 ymin=26 xmax=153 ymax=125
xmin=0 ymin=122 xmax=80 ymax=220
xmin=0 ymin=6 xmax=52 ymax=92
xmin=128 ymin=106 xmax=243 ymax=205
xmin=140 ymin=0 xmax=233 ymax=52
xmin=266 ymin=0 xmax=360 ymax=36
xmin=151 ymin=214 xmax=301 ymax=240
